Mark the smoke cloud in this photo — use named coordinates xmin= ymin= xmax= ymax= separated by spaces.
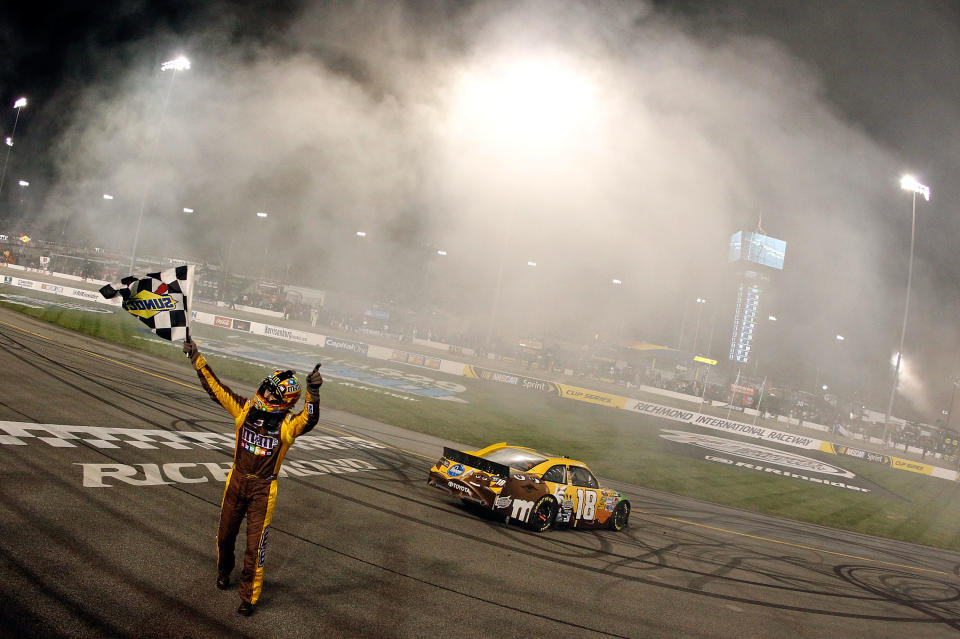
xmin=17 ymin=0 xmax=959 ymax=421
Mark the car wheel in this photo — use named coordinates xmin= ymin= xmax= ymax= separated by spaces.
xmin=526 ymin=496 xmax=557 ymax=533
xmin=608 ymin=501 xmax=630 ymax=531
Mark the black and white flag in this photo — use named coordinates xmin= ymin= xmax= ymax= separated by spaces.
xmin=99 ymin=265 xmax=193 ymax=341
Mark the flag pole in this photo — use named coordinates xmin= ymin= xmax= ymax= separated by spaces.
xmin=185 ymin=264 xmax=195 ymax=341
xmin=753 ymin=376 xmax=768 ymax=426
xmin=727 ymin=367 xmax=741 ymax=420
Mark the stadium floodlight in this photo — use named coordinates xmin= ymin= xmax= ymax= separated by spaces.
xmin=18 ymin=180 xmax=28 ymax=187
xmin=103 ymin=193 xmax=114 ymax=200
xmin=0 ymin=93 xmax=27 ymax=193
xmin=450 ymin=54 xmax=598 ymax=157
xmin=356 ymin=230 xmax=366 ymax=237
xmin=884 ymin=175 xmax=931 ymax=440
xmin=768 ymin=315 xmax=777 ymax=321
xmin=161 ymin=56 xmax=191 ymax=72
xmin=0 ymin=96 xmax=25 ymax=197
xmin=900 ymin=174 xmax=930 ymax=201
xmin=183 ymin=207 xmax=194 ymax=213
xmin=436 ymin=249 xmax=447 ymax=256
xmin=256 ymin=211 xmax=268 ymax=218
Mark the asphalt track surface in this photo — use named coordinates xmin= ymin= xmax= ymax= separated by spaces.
xmin=2 ymin=308 xmax=960 ymax=638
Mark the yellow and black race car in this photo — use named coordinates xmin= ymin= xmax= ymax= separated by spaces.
xmin=428 ymin=442 xmax=631 ymax=533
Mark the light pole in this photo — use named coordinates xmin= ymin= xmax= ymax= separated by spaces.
xmin=0 ymin=97 xmax=28 ymax=202
xmin=257 ymin=212 xmax=269 ymax=281
xmin=128 ymin=56 xmax=190 ymax=274
xmin=692 ymin=297 xmax=707 ymax=354
xmin=15 ymin=179 xmax=29 ymax=225
xmin=485 ymin=226 xmax=510 ymax=349
xmin=697 ymin=310 xmax=718 ymax=414
xmin=817 ymin=333 xmax=845 ymax=392
xmin=101 ymin=193 xmax=119 ymax=250
xmin=677 ymin=298 xmax=689 ymax=349
xmin=946 ymin=376 xmax=960 ymax=430
xmin=883 ymin=174 xmax=930 ymax=442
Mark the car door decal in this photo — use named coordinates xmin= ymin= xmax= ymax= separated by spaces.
xmin=574 ymin=488 xmax=598 ymax=521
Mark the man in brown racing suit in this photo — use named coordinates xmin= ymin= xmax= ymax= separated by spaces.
xmin=183 ymin=335 xmax=323 ymax=616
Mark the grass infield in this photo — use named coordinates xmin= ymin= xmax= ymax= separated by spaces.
xmin=4 ymin=297 xmax=960 ymax=552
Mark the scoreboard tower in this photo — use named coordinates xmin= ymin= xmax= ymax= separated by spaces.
xmin=727 ymin=223 xmax=786 ymax=364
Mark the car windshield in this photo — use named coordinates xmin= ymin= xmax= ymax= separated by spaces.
xmin=480 ymin=447 xmax=549 ymax=472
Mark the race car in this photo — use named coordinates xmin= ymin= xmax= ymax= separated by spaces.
xmin=427 ymin=442 xmax=631 ymax=533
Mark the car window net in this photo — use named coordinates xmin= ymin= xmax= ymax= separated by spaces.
xmin=542 ymin=466 xmax=565 ymax=483
xmin=571 ymin=467 xmax=599 ymax=488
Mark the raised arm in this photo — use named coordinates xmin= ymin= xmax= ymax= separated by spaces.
xmin=183 ymin=335 xmax=246 ymax=418
xmin=284 ymin=363 xmax=323 ymax=441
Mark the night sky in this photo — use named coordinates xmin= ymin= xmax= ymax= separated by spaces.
xmin=1 ymin=0 xmax=959 ymax=422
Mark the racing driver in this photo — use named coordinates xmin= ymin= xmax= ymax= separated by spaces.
xmin=183 ymin=334 xmax=323 ymax=617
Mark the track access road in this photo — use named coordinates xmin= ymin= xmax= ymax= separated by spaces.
xmin=1 ymin=306 xmax=959 ymax=639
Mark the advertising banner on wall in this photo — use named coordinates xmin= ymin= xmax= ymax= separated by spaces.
xmin=554 ymin=384 xmax=627 ymax=408
xmin=819 ymin=442 xmax=955 ymax=480
xmin=390 ymin=350 xmax=442 ymax=370
xmin=324 ymin=336 xmax=369 ymax=357
xmin=463 ymin=365 xmax=557 ymax=393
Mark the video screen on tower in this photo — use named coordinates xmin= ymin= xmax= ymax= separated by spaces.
xmin=728 ymin=231 xmax=786 ymax=270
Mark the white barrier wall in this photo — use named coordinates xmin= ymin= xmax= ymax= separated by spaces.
xmin=0 ymin=262 xmax=109 ymax=285
xmin=190 ymin=310 xmax=469 ymax=378
xmin=1 ymin=274 xmax=120 ymax=307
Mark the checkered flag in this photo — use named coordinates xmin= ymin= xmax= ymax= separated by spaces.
xmin=99 ymin=265 xmax=193 ymax=341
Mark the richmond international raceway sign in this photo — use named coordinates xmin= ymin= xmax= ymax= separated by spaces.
xmin=0 ymin=422 xmax=385 ymax=488
xmin=659 ymin=429 xmax=876 ymax=493
xmin=77 ymin=457 xmax=378 ymax=488
xmin=0 ymin=421 xmax=387 ymax=451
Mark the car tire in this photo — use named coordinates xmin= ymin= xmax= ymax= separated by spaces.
xmin=526 ymin=496 xmax=557 ymax=533
xmin=608 ymin=501 xmax=630 ymax=532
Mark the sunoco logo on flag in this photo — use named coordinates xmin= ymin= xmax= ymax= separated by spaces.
xmin=100 ymin=265 xmax=193 ymax=341
xmin=122 ymin=290 xmax=179 ymax=318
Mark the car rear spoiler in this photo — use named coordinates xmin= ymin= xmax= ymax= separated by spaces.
xmin=442 ymin=447 xmax=511 ymax=478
